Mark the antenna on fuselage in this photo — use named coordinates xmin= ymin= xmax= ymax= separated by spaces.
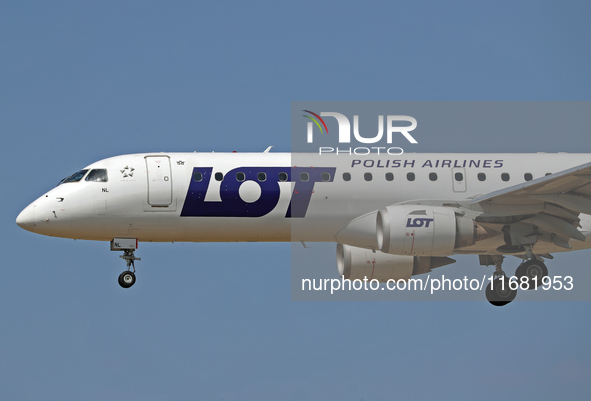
xmin=263 ymin=146 xmax=273 ymax=153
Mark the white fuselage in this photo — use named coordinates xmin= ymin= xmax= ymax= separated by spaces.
xmin=16 ymin=152 xmax=591 ymax=255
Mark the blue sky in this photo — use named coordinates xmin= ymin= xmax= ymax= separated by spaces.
xmin=2 ymin=1 xmax=591 ymax=400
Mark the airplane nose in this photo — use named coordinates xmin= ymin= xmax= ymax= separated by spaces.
xmin=16 ymin=204 xmax=36 ymax=230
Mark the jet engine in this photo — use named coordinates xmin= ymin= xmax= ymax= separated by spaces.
xmin=336 ymin=243 xmax=455 ymax=282
xmin=377 ymin=205 xmax=495 ymax=256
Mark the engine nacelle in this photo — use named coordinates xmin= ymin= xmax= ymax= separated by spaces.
xmin=377 ymin=205 xmax=478 ymax=256
xmin=336 ymin=243 xmax=455 ymax=282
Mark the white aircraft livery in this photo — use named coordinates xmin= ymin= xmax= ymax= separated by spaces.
xmin=16 ymin=151 xmax=591 ymax=306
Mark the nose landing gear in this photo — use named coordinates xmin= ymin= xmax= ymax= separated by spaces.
xmin=111 ymin=239 xmax=141 ymax=289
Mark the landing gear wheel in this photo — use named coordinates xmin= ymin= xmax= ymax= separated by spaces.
xmin=515 ymin=259 xmax=548 ymax=290
xmin=485 ymin=276 xmax=517 ymax=306
xmin=118 ymin=271 xmax=136 ymax=288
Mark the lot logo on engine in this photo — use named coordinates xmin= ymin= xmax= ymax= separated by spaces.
xmin=406 ymin=217 xmax=434 ymax=228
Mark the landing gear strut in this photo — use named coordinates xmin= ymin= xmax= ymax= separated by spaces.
xmin=482 ymin=255 xmax=517 ymax=307
xmin=111 ymin=239 xmax=141 ymax=289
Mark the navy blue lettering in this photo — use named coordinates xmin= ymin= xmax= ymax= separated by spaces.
xmin=181 ymin=166 xmax=335 ymax=218
xmin=406 ymin=218 xmax=434 ymax=228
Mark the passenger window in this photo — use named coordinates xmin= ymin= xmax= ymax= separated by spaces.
xmin=85 ymin=169 xmax=108 ymax=182
xmin=364 ymin=173 xmax=372 ymax=181
xmin=455 ymin=172 xmax=464 ymax=181
xmin=278 ymin=172 xmax=288 ymax=182
xmin=321 ymin=172 xmax=330 ymax=182
xmin=407 ymin=172 xmax=415 ymax=181
xmin=193 ymin=172 xmax=203 ymax=182
xmin=429 ymin=172 xmax=437 ymax=181
xmin=385 ymin=172 xmax=394 ymax=181
xmin=343 ymin=172 xmax=351 ymax=181
xmin=524 ymin=173 xmax=533 ymax=181
xmin=215 ymin=172 xmax=224 ymax=181
xmin=60 ymin=170 xmax=89 ymax=184
xmin=257 ymin=172 xmax=267 ymax=182
xmin=236 ymin=172 xmax=245 ymax=182
xmin=501 ymin=173 xmax=510 ymax=182
xmin=478 ymin=173 xmax=486 ymax=181
xmin=300 ymin=172 xmax=309 ymax=182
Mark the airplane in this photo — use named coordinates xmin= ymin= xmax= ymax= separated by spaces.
xmin=15 ymin=150 xmax=591 ymax=306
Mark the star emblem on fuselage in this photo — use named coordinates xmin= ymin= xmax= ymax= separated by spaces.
xmin=121 ymin=166 xmax=135 ymax=178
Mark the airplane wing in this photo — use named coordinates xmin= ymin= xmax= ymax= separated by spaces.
xmin=469 ymin=160 xmax=591 ymax=245
xmin=470 ymin=161 xmax=591 ymax=206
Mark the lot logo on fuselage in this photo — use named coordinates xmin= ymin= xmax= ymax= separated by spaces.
xmin=180 ymin=166 xmax=336 ymax=218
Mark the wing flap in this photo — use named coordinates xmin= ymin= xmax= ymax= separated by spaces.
xmin=529 ymin=194 xmax=591 ymax=215
xmin=470 ymin=160 xmax=591 ymax=245
xmin=526 ymin=213 xmax=586 ymax=242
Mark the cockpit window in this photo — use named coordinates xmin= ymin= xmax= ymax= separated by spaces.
xmin=85 ymin=169 xmax=108 ymax=182
xmin=59 ymin=170 xmax=89 ymax=185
